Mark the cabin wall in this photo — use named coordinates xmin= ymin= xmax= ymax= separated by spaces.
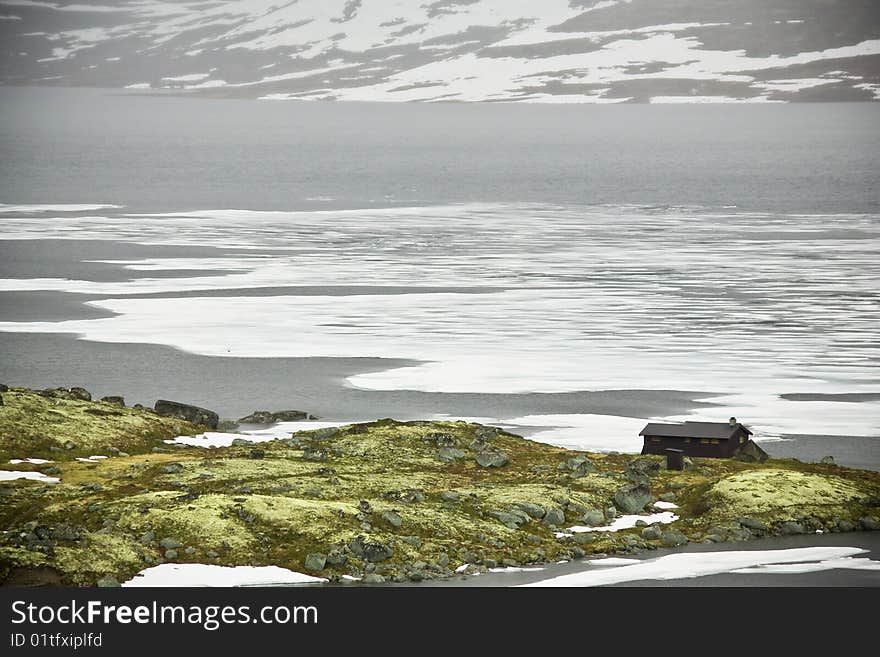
xmin=641 ymin=435 xmax=731 ymax=459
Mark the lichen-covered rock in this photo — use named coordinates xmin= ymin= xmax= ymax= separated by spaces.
xmin=559 ymin=455 xmax=595 ymax=478
xmin=154 ymin=400 xmax=218 ymax=429
xmin=614 ymin=483 xmax=652 ymax=514
xmin=542 ymin=507 xmax=566 ymax=526
xmin=437 ymin=447 xmax=466 ymax=462
xmin=100 ymin=396 xmax=125 ymax=406
xmin=475 ymin=450 xmax=510 ymax=468
xmin=304 ymin=553 xmax=327 ymax=571
xmin=660 ymin=530 xmax=688 ymax=547
xmin=641 ymin=526 xmax=662 ymax=541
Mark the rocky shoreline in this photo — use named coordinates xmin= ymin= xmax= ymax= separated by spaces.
xmin=1 ymin=385 xmax=878 ymax=586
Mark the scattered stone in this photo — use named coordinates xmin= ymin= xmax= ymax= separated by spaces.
xmin=403 ymin=489 xmax=425 ymax=503
xmin=96 ymin=576 xmax=120 ymax=587
xmin=821 ymin=456 xmax=835 ymax=465
xmin=238 ymin=410 xmax=312 ymax=424
xmin=161 ymin=462 xmax=184 ymax=474
xmin=659 ymin=492 xmax=677 ymax=503
xmin=641 ymin=526 xmax=663 ymax=541
xmin=303 ymin=447 xmax=329 ymax=461
xmin=605 ymin=506 xmax=618 ymax=520
xmin=326 ymin=550 xmax=348 ymax=567
xmin=304 ymin=553 xmax=327 ymax=572
xmin=0 ymin=383 xmax=7 ymax=392
xmin=515 ymin=502 xmax=546 ymax=519
xmin=248 ymin=449 xmax=265 ymax=460
xmin=154 ymin=400 xmax=219 ymax=430
xmin=139 ymin=531 xmax=155 ymax=546
xmin=164 ymin=549 xmax=178 ymax=560
xmin=312 ymin=427 xmax=340 ymax=441
xmin=778 ymin=521 xmax=807 ymax=535
xmin=437 ymin=447 xmax=466 ymax=462
xmin=159 ymin=538 xmax=180 ymax=550
xmin=184 ymin=547 xmax=196 ymax=556
xmin=382 ymin=510 xmax=403 ymax=528
xmin=614 ymin=483 xmax=652 ymax=514
xmin=440 ymin=491 xmax=461 ymax=503
xmin=63 ymin=441 xmax=77 ymax=450
xmin=860 ymin=517 xmax=880 ymax=531
xmin=581 ymin=509 xmax=605 ymax=526
xmin=475 ymin=450 xmax=510 ymax=468
xmin=635 ymin=519 xmax=648 ymax=527
xmin=216 ymin=420 xmax=240 ymax=432
xmin=559 ymin=455 xmax=596 ymax=478
xmin=363 ymin=574 xmax=385 ymax=583
xmin=543 ymin=506 xmax=566 ymax=526
xmin=363 ymin=542 xmax=393 ymax=563
xmin=231 ymin=438 xmax=253 ymax=446
xmin=660 ymin=530 xmax=689 ymax=547
xmin=571 ymin=532 xmax=596 ymax=545
xmin=837 ymin=519 xmax=855 ymax=532
xmin=490 ymin=510 xmax=529 ymax=529
xmin=738 ymin=517 xmax=768 ymax=532
xmin=100 ymin=395 xmax=125 ymax=406
xmin=206 ymin=550 xmax=219 ymax=559
xmin=438 ymin=553 xmax=450 ymax=568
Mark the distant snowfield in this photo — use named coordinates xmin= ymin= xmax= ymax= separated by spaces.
xmin=3 ymin=0 xmax=879 ymax=102
xmin=522 ymin=546 xmax=880 ymax=586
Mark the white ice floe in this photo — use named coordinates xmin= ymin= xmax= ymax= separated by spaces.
xmin=521 ymin=547 xmax=875 ymax=587
xmin=729 ymin=557 xmax=880 ymax=575
xmin=585 ymin=558 xmax=642 ymax=567
xmin=652 ymin=501 xmax=679 ymax=510
xmin=488 ymin=566 xmax=545 ymax=574
xmin=75 ymin=455 xmax=108 ymax=462
xmin=9 ymin=458 xmax=52 ymax=464
xmin=0 ymin=470 xmax=59 ymax=483
xmin=165 ymin=421 xmax=353 ymax=448
xmin=122 ymin=563 xmax=327 ymax=587
xmin=566 ymin=511 xmax=679 ymax=534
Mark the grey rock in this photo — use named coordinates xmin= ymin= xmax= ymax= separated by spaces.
xmin=820 ymin=455 xmax=835 ymax=465
xmin=139 ymin=531 xmax=155 ymax=546
xmin=837 ymin=519 xmax=855 ymax=532
xmin=161 ymin=462 xmax=184 ymax=474
xmin=571 ymin=532 xmax=596 ymax=545
xmin=778 ymin=521 xmax=807 ymax=535
xmin=660 ymin=530 xmax=689 ymax=547
xmin=184 ymin=546 xmax=196 ymax=555
xmin=216 ymin=420 xmax=240 ymax=432
xmin=641 ymin=526 xmax=663 ymax=541
xmin=154 ymin=400 xmax=219 ymax=429
xmin=159 ymin=537 xmax=180 ymax=550
xmin=382 ymin=510 xmax=403 ymax=528
xmin=605 ymin=506 xmax=618 ymax=520
xmin=438 ymin=553 xmax=450 ymax=568
xmin=164 ymin=549 xmax=178 ymax=560
xmin=304 ymin=553 xmax=327 ymax=571
xmin=734 ymin=440 xmax=769 ymax=463
xmin=312 ymin=427 xmax=340 ymax=441
xmin=100 ymin=395 xmax=125 ymax=406
xmin=738 ymin=517 xmax=768 ymax=532
xmin=559 ymin=455 xmax=595 ymax=478
xmin=860 ymin=516 xmax=880 ymax=531
xmin=363 ymin=574 xmax=385 ymax=584
xmin=440 ymin=490 xmax=461 ymax=502
xmin=635 ymin=519 xmax=648 ymax=527
xmin=437 ymin=447 xmax=466 ymax=462
xmin=613 ymin=483 xmax=652 ymax=514
xmin=581 ymin=509 xmax=605 ymax=526
xmin=363 ymin=542 xmax=393 ymax=563
xmin=627 ymin=457 xmax=662 ymax=477
xmin=543 ymin=506 xmax=566 ymax=526
xmin=490 ymin=510 xmax=529 ymax=529
xmin=515 ymin=502 xmax=546 ymax=519
xmin=248 ymin=449 xmax=265 ymax=460
xmin=231 ymin=438 xmax=254 ymax=446
xmin=239 ymin=410 xmax=312 ymax=424
xmin=96 ymin=576 xmax=120 ymax=587
xmin=206 ymin=550 xmax=219 ymax=559
xmin=475 ymin=450 xmax=510 ymax=468
xmin=659 ymin=492 xmax=677 ymax=503
xmin=326 ymin=550 xmax=348 ymax=567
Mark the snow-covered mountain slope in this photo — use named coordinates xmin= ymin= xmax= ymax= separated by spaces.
xmin=1 ymin=0 xmax=878 ymax=102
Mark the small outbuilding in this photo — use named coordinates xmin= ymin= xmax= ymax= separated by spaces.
xmin=639 ymin=417 xmax=752 ymax=459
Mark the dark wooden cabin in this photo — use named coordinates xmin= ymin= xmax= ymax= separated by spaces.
xmin=639 ymin=417 xmax=752 ymax=459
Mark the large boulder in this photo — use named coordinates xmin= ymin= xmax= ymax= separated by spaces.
xmin=38 ymin=386 xmax=92 ymax=401
xmin=613 ymin=483 xmax=652 ymax=514
xmin=238 ymin=410 xmax=313 ymax=424
xmin=100 ymin=395 xmax=125 ymax=406
xmin=660 ymin=530 xmax=689 ymax=547
xmin=559 ymin=455 xmax=595 ymax=478
xmin=475 ymin=450 xmax=510 ymax=468
xmin=734 ymin=440 xmax=769 ymax=463
xmin=154 ymin=400 xmax=219 ymax=429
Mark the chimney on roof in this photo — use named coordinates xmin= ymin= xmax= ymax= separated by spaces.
xmin=729 ymin=417 xmax=737 ymax=426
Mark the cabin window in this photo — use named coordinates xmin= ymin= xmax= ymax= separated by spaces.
xmin=700 ymin=439 xmax=710 ymax=444
xmin=710 ymin=439 xmax=720 ymax=445
xmin=684 ymin=438 xmax=691 ymax=443
xmin=740 ymin=436 xmax=745 ymax=444
xmin=650 ymin=437 xmax=660 ymax=443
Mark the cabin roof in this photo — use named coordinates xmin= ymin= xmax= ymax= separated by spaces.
xmin=639 ymin=421 xmax=753 ymax=440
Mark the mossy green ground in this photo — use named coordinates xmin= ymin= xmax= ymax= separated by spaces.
xmin=1 ymin=389 xmax=878 ymax=585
